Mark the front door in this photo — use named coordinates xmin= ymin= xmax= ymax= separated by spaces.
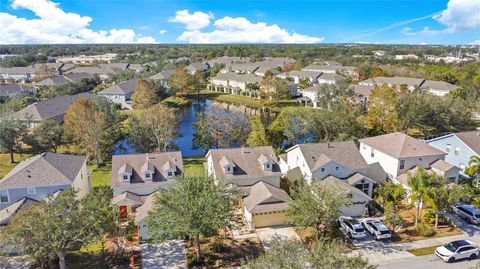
xmin=119 ymin=205 xmax=128 ymax=219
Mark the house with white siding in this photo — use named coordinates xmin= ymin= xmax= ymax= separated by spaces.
xmin=359 ymin=76 xmax=458 ymax=96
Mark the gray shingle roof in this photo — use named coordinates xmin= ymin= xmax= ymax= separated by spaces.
xmin=35 ymin=72 xmax=92 ymax=86
xmin=0 ymin=197 xmax=37 ymax=225
xmin=0 ymin=84 xmax=34 ymax=97
xmin=455 ymin=131 xmax=480 ymax=154
xmin=351 ymin=84 xmax=374 ymax=97
xmin=421 ymin=80 xmax=458 ymax=92
xmin=205 ymin=56 xmax=251 ymax=66
xmin=98 ymin=78 xmax=146 ymax=95
xmin=320 ymin=176 xmax=372 ymax=201
xmin=360 ymin=132 xmax=446 ymax=159
xmin=207 ymin=146 xmax=281 ymax=181
xmin=278 ymin=70 xmax=322 ymax=79
xmin=222 ymin=64 xmax=260 ymax=73
xmin=150 ymin=69 xmax=175 ymax=80
xmin=0 ymin=66 xmax=37 ymax=75
xmin=110 ymin=152 xmax=183 ymax=187
xmin=361 ymin=76 xmax=425 ymax=87
xmin=318 ymin=73 xmax=345 ymax=82
xmin=211 ymin=72 xmax=262 ymax=84
xmin=186 ymin=62 xmax=209 ymax=72
xmin=0 ymin=153 xmax=87 ymax=189
xmin=288 ymin=141 xmax=368 ymax=172
xmin=135 ymin=192 xmax=156 ymax=224
xmin=243 ymin=181 xmax=290 ymax=213
xmin=11 ymin=92 xmax=94 ymax=121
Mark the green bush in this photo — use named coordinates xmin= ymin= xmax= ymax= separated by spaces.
xmin=416 ymin=223 xmax=436 ymax=237
xmin=210 ymin=238 xmax=228 ymax=253
xmin=125 ymin=220 xmax=135 ymax=241
xmin=423 ymin=208 xmax=436 ymax=224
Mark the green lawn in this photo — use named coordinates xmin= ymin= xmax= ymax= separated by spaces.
xmin=407 ymin=245 xmax=442 ymax=256
xmin=161 ymin=96 xmax=191 ymax=108
xmin=0 ymin=153 xmax=32 ymax=179
xmin=89 ymin=163 xmax=112 ymax=187
xmin=183 ymin=156 xmax=206 ymax=177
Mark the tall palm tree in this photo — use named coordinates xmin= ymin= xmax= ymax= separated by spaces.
xmin=407 ymin=167 xmax=432 ymax=227
xmin=466 ymin=155 xmax=480 ymax=187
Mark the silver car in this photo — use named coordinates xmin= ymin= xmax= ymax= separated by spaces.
xmin=361 ymin=218 xmax=392 ymax=240
xmin=339 ymin=216 xmax=366 ymax=239
xmin=454 ymin=205 xmax=480 ymax=224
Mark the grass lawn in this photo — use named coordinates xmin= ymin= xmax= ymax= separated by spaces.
xmin=215 ymin=94 xmax=266 ymax=109
xmin=390 ymin=203 xmax=463 ymax=243
xmin=89 ymin=163 xmax=112 ymax=187
xmin=183 ymin=156 xmax=205 ymax=177
xmin=407 ymin=245 xmax=442 ymax=256
xmin=161 ymin=96 xmax=191 ymax=108
xmin=0 ymin=153 xmax=32 ymax=179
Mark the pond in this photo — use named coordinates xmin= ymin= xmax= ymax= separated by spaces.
xmin=113 ymin=99 xmax=213 ymax=157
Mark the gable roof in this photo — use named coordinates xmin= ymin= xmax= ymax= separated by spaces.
xmin=243 ymin=181 xmax=290 ymax=213
xmin=318 ymin=73 xmax=345 ymax=82
xmin=207 ymin=146 xmax=281 ymax=181
xmin=35 ymin=72 xmax=93 ymax=86
xmin=222 ymin=63 xmax=260 ymax=73
xmin=0 ymin=84 xmax=34 ymax=97
xmin=211 ymin=72 xmax=263 ymax=84
xmin=278 ymin=70 xmax=322 ymax=79
xmin=110 ymin=152 xmax=183 ymax=187
xmin=11 ymin=92 xmax=94 ymax=121
xmin=455 ymin=131 xmax=480 ymax=155
xmin=320 ymin=176 xmax=372 ymax=201
xmin=98 ymin=78 xmax=142 ymax=95
xmin=421 ymin=80 xmax=458 ymax=92
xmin=351 ymin=84 xmax=374 ymax=97
xmin=430 ymin=159 xmax=458 ymax=173
xmin=150 ymin=69 xmax=175 ymax=80
xmin=205 ymin=56 xmax=251 ymax=66
xmin=0 ymin=153 xmax=86 ymax=189
xmin=0 ymin=197 xmax=38 ymax=225
xmin=186 ymin=62 xmax=209 ymax=72
xmin=360 ymin=132 xmax=446 ymax=159
xmin=361 ymin=76 xmax=425 ymax=87
xmin=135 ymin=192 xmax=157 ymax=224
xmin=288 ymin=141 xmax=368 ymax=172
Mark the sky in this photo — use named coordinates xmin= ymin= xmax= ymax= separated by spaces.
xmin=0 ymin=0 xmax=479 ymax=45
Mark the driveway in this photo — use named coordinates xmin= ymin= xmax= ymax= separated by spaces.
xmin=377 ymin=254 xmax=479 ymax=269
xmin=141 ymin=240 xmax=187 ymax=269
xmin=443 ymin=212 xmax=480 ymax=236
xmin=256 ymin=226 xmax=300 ymax=250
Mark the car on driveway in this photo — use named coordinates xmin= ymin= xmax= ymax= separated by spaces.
xmin=435 ymin=240 xmax=479 ymax=263
xmin=453 ymin=204 xmax=480 ymax=224
xmin=338 ymin=216 xmax=366 ymax=239
xmin=361 ymin=218 xmax=391 ymax=240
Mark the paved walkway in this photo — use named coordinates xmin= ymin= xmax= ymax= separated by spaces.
xmin=256 ymin=226 xmax=300 ymax=250
xmin=141 ymin=240 xmax=187 ymax=269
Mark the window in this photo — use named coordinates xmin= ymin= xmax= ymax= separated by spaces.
xmin=335 ymin=166 xmax=339 ymax=171
xmin=226 ymin=167 xmax=231 ymax=172
xmin=355 ymin=183 xmax=370 ymax=195
xmin=446 ymin=144 xmax=451 ymax=153
xmin=167 ymin=172 xmax=173 ymax=177
xmin=266 ymin=164 xmax=270 ymax=169
xmin=370 ymin=148 xmax=375 ymax=158
xmin=321 ymin=167 xmax=325 ymax=172
xmin=145 ymin=173 xmax=151 ymax=179
xmin=0 ymin=190 xmax=8 ymax=203
xmin=399 ymin=160 xmax=405 ymax=170
xmin=122 ymin=175 xmax=129 ymax=181
xmin=419 ymin=157 xmax=423 ymax=162
xmin=454 ymin=147 xmax=460 ymax=156
xmin=27 ymin=187 xmax=36 ymax=195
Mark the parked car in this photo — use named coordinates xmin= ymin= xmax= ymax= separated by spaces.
xmin=435 ymin=240 xmax=479 ymax=263
xmin=453 ymin=204 xmax=480 ymax=224
xmin=361 ymin=218 xmax=391 ymax=240
xmin=338 ymin=216 xmax=366 ymax=239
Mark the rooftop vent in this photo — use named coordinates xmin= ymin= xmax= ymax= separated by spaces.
xmin=242 ymin=147 xmax=251 ymax=154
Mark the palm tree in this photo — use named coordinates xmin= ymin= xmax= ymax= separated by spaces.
xmin=466 ymin=155 xmax=480 ymax=187
xmin=407 ymin=167 xmax=432 ymax=227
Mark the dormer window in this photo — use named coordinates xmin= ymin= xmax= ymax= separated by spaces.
xmin=144 ymin=173 xmax=152 ymax=180
xmin=321 ymin=167 xmax=326 ymax=172
xmin=165 ymin=169 xmax=175 ymax=179
xmin=122 ymin=174 xmax=130 ymax=182
xmin=266 ymin=164 xmax=271 ymax=169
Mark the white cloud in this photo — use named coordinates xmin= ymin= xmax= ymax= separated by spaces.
xmin=139 ymin=25 xmax=150 ymax=30
xmin=159 ymin=29 xmax=167 ymax=34
xmin=432 ymin=0 xmax=480 ymax=33
xmin=472 ymin=40 xmax=480 ymax=45
xmin=0 ymin=0 xmax=156 ymax=44
xmin=177 ymin=16 xmax=323 ymax=44
xmin=400 ymin=27 xmax=416 ymax=36
xmin=168 ymin=10 xmax=213 ymax=31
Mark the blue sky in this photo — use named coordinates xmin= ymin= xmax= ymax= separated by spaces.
xmin=0 ymin=0 xmax=479 ymax=44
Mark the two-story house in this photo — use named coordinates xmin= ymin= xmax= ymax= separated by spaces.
xmin=110 ymin=152 xmax=183 ymax=220
xmin=208 ymin=72 xmax=263 ymax=97
xmin=427 ymin=131 xmax=480 ymax=174
xmin=98 ymin=78 xmax=141 ymax=109
xmin=149 ymin=69 xmax=175 ymax=89
xmin=279 ymin=141 xmax=376 ymax=216
xmin=0 ymin=152 xmax=89 ymax=211
xmin=359 ymin=132 xmax=456 ymax=187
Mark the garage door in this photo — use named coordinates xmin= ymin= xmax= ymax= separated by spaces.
xmin=253 ymin=212 xmax=287 ymax=228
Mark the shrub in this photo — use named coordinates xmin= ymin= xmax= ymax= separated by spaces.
xmin=416 ymin=223 xmax=436 ymax=237
xmin=422 ymin=208 xmax=436 ymax=224
xmin=210 ymin=238 xmax=228 ymax=253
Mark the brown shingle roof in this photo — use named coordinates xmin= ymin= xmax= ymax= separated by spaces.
xmin=360 ymin=132 xmax=446 ymax=159
xmin=207 ymin=146 xmax=281 ymax=181
xmin=110 ymin=152 xmax=183 ymax=187
xmin=320 ymin=176 xmax=372 ymax=201
xmin=288 ymin=141 xmax=368 ymax=172
xmin=243 ymin=181 xmax=290 ymax=213
xmin=455 ymin=131 xmax=480 ymax=155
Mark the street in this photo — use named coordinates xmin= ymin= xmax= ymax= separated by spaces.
xmin=378 ymin=254 xmax=479 ymax=269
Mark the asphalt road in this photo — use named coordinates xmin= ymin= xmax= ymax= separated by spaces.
xmin=378 ymin=254 xmax=479 ymax=269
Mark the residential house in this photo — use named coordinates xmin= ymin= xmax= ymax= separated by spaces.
xmin=277 ymin=70 xmax=322 ymax=85
xmin=206 ymin=146 xmax=282 ymax=188
xmin=0 ymin=84 xmax=35 ymax=99
xmin=149 ymin=69 xmax=175 ymax=88
xmin=134 ymin=192 xmax=156 ymax=240
xmin=98 ymin=78 xmax=144 ymax=109
xmin=0 ymin=152 xmax=89 ymax=210
xmin=317 ymin=73 xmax=346 ymax=85
xmin=254 ymin=66 xmax=282 ymax=77
xmin=302 ymin=64 xmax=359 ymax=79
xmin=351 ymin=84 xmax=374 ymax=108
xmin=242 ymin=181 xmax=291 ymax=229
xmin=395 ymin=160 xmax=462 ymax=191
xmin=11 ymin=92 xmax=94 ymax=128
xmin=427 ymin=131 xmax=480 ymax=173
xmin=0 ymin=66 xmax=37 ymax=83
xmin=359 ymin=132 xmax=455 ymax=186
xmin=220 ymin=64 xmax=260 ymax=74
xmin=186 ymin=62 xmax=209 ymax=74
xmin=205 ymin=56 xmax=251 ymax=67
xmin=55 ymin=53 xmax=117 ymax=64
xmin=359 ymin=76 xmax=458 ymax=96
xmin=0 ymin=197 xmax=37 ymax=225
xmin=67 ymin=63 xmax=129 ymax=80
xmin=34 ymin=72 xmax=94 ymax=88
xmin=110 ymin=152 xmax=183 ymax=217
xmin=279 ymin=141 xmax=376 ymax=217
xmin=209 ymin=72 xmax=263 ymax=98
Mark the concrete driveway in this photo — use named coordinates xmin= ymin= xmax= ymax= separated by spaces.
xmin=141 ymin=240 xmax=187 ymax=269
xmin=256 ymin=226 xmax=300 ymax=250
xmin=443 ymin=212 xmax=480 ymax=236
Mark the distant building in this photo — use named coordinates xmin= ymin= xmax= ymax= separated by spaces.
xmin=55 ymin=53 xmax=117 ymax=64
xmin=0 ymin=84 xmax=34 ymax=99
xmin=149 ymin=69 xmax=175 ymax=88
xmin=359 ymin=76 xmax=458 ymax=96
xmin=394 ymin=54 xmax=419 ymax=60
xmin=98 ymin=78 xmax=144 ymax=109
xmin=186 ymin=62 xmax=209 ymax=74
xmin=34 ymin=72 xmax=93 ymax=88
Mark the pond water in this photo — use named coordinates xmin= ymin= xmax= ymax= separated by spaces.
xmin=113 ymin=99 xmax=213 ymax=157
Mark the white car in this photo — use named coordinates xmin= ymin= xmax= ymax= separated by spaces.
xmin=338 ymin=216 xmax=366 ymax=239
xmin=361 ymin=219 xmax=392 ymax=240
xmin=435 ymin=240 xmax=479 ymax=263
